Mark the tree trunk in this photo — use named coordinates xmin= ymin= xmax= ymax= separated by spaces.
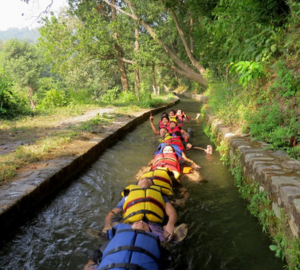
xmin=189 ymin=16 xmax=194 ymax=54
xmin=134 ymin=22 xmax=140 ymax=100
xmin=152 ymin=64 xmax=157 ymax=91
xmin=111 ymin=0 xmax=129 ymax=91
xmin=152 ymin=85 xmax=156 ymax=95
xmin=103 ymin=0 xmax=207 ymax=87
xmin=27 ymin=86 xmax=36 ymax=110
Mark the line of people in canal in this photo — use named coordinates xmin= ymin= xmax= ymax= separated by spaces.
xmin=85 ymin=109 xmax=212 ymax=270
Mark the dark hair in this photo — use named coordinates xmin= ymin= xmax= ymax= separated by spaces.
xmin=161 ymin=115 xmax=169 ymax=121
xmin=160 ymin=127 xmax=168 ymax=131
xmin=170 ymin=109 xmax=176 ymax=114
xmin=161 ymin=112 xmax=168 ymax=118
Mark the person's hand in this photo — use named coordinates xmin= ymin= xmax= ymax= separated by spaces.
xmin=102 ymin=225 xmax=112 ymax=235
xmin=193 ymin=164 xmax=201 ymax=170
xmin=163 ymin=223 xmax=175 ymax=240
xmin=186 ymin=143 xmax=192 ymax=149
xmin=150 ymin=114 xmax=154 ymax=122
xmin=205 ymin=145 xmax=213 ymax=154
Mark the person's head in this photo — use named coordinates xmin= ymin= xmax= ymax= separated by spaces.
xmin=176 ymin=110 xmax=182 ymax=115
xmin=161 ymin=116 xmax=169 ymax=126
xmin=159 ymin=127 xmax=168 ymax=137
xmin=131 ymin=220 xmax=150 ymax=232
xmin=169 ymin=119 xmax=177 ymax=129
xmin=169 ymin=110 xmax=176 ymax=117
xmin=161 ymin=112 xmax=168 ymax=119
xmin=162 ymin=145 xmax=175 ymax=154
xmin=138 ymin=177 xmax=154 ymax=188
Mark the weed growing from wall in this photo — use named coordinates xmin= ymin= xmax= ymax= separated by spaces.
xmin=228 ymin=148 xmax=300 ymax=269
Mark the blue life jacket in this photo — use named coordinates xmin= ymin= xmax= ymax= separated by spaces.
xmin=98 ymin=223 xmax=161 ymax=270
xmin=155 ymin=143 xmax=183 ymax=159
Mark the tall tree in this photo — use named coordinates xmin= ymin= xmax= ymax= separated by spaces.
xmin=1 ymin=39 xmax=43 ymax=109
xmin=101 ymin=0 xmax=207 ymax=86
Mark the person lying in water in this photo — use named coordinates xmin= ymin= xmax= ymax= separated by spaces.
xmin=158 ymin=126 xmax=192 ymax=150
xmin=85 ymin=221 xmax=166 ymax=270
xmin=102 ymin=177 xmax=178 ymax=242
xmin=150 ymin=144 xmax=202 ymax=182
xmin=150 ymin=114 xmax=191 ymax=142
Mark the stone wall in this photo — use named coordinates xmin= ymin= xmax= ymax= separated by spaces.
xmin=192 ymin=93 xmax=300 ymax=266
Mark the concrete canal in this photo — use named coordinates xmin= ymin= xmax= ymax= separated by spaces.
xmin=0 ymin=96 xmax=284 ymax=269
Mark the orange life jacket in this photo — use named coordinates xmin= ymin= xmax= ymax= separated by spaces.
xmin=163 ymin=136 xmax=185 ymax=151
xmin=151 ymin=153 xmax=181 ymax=179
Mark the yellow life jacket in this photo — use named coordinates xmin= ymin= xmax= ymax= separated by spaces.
xmin=141 ymin=168 xmax=175 ymax=196
xmin=121 ymin=185 xmax=166 ymax=223
xmin=158 ymin=133 xmax=173 ymax=143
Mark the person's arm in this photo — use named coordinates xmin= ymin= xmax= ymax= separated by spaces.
xmin=182 ymin=152 xmax=200 ymax=169
xmin=150 ymin=115 xmax=159 ymax=134
xmin=102 ymin=207 xmax=122 ymax=234
xmin=164 ymin=202 xmax=178 ymax=237
xmin=181 ymin=129 xmax=190 ymax=141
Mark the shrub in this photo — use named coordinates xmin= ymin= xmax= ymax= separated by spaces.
xmin=101 ymin=87 xmax=120 ymax=103
xmin=37 ymin=89 xmax=69 ymax=110
xmin=0 ymin=71 xmax=30 ymax=118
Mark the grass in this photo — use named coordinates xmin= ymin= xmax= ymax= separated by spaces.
xmin=0 ymin=94 xmax=174 ymax=185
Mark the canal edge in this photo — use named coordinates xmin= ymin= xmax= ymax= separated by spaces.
xmin=189 ymin=92 xmax=300 ymax=267
xmin=0 ymin=97 xmax=180 ymax=240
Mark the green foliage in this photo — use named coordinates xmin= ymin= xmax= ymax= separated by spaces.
xmin=1 ymin=39 xmax=43 ymax=95
xmin=78 ymin=114 xmax=110 ymax=131
xmin=36 ymin=89 xmax=69 ymax=110
xmin=271 ymin=60 xmax=300 ymax=98
xmin=101 ymin=87 xmax=120 ymax=103
xmin=230 ymin=61 xmax=264 ymax=86
xmin=246 ymin=105 xmax=299 ymax=148
xmin=217 ymin=140 xmax=230 ymax=165
xmin=118 ymin=91 xmax=138 ymax=103
xmin=0 ymin=70 xmax=30 ymax=118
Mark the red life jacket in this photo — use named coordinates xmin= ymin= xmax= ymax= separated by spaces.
xmin=151 ymin=153 xmax=181 ymax=176
xmin=158 ymin=120 xmax=170 ymax=129
xmin=163 ymin=135 xmax=185 ymax=151
xmin=167 ymin=125 xmax=181 ymax=134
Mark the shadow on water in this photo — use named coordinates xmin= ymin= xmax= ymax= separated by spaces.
xmin=0 ymin=96 xmax=285 ymax=270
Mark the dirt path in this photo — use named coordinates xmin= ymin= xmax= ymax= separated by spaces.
xmin=0 ymin=108 xmax=115 ymax=156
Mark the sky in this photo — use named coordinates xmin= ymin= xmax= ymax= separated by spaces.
xmin=0 ymin=0 xmax=68 ymax=31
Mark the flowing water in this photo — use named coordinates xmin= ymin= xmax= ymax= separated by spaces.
xmin=0 ymin=96 xmax=285 ymax=270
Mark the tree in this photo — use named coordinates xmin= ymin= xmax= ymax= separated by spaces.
xmin=100 ymin=0 xmax=207 ymax=87
xmin=1 ymin=39 xmax=43 ymax=109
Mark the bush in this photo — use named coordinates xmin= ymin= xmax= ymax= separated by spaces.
xmin=37 ymin=89 xmax=69 ymax=110
xmin=0 ymin=72 xmax=30 ymax=118
xmin=101 ymin=87 xmax=120 ymax=103
xmin=118 ymin=90 xmax=137 ymax=102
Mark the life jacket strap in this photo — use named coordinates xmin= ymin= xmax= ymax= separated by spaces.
xmin=115 ymin=229 xmax=159 ymax=242
xmin=103 ymin=245 xmax=160 ymax=265
xmin=99 ymin=262 xmax=145 ymax=270
xmin=123 ymin=210 xmax=164 ymax=222
xmin=115 ymin=229 xmax=161 ymax=249
xmin=149 ymin=176 xmax=173 ymax=186
xmin=124 ymin=197 xmax=165 ymax=213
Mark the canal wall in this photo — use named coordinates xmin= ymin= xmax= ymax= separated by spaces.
xmin=0 ymin=98 xmax=179 ymax=240
xmin=191 ymin=93 xmax=300 ymax=266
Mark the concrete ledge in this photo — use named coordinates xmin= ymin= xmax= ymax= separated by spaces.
xmin=0 ymin=98 xmax=179 ymax=239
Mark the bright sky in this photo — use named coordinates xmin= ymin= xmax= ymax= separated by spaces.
xmin=0 ymin=0 xmax=68 ymax=31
